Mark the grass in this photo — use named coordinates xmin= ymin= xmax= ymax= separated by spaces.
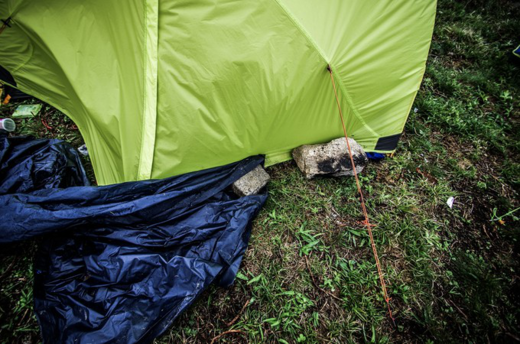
xmin=1 ymin=0 xmax=519 ymax=343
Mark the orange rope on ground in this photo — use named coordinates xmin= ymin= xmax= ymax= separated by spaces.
xmin=327 ymin=65 xmax=395 ymax=325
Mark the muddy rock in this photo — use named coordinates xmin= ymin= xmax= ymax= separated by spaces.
xmin=232 ymin=165 xmax=270 ymax=197
xmin=292 ymin=138 xmax=368 ymax=179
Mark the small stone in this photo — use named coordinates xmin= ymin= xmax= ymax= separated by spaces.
xmin=292 ymin=137 xmax=368 ymax=179
xmin=78 ymin=144 xmax=89 ymax=156
xmin=232 ymin=165 xmax=270 ymax=197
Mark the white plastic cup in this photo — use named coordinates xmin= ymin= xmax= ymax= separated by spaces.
xmin=0 ymin=118 xmax=16 ymax=132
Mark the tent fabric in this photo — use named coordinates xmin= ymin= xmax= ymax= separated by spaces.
xmin=0 ymin=1 xmax=436 ymax=185
xmin=0 ymin=134 xmax=267 ymax=343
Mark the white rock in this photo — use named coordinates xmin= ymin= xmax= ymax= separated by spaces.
xmin=292 ymin=138 xmax=368 ymax=179
xmin=232 ymin=165 xmax=270 ymax=197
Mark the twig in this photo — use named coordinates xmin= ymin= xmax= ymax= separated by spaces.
xmin=304 ymin=255 xmax=342 ymax=301
xmin=448 ymin=299 xmax=468 ymax=320
xmin=210 ymin=330 xmax=245 ymax=344
xmin=226 ymin=299 xmax=250 ymax=327
xmin=0 ymin=260 xmax=15 ymax=281
xmin=505 ymin=331 xmax=520 ymax=342
xmin=17 ymin=308 xmax=29 ymax=326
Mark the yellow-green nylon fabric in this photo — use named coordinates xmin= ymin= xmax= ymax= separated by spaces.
xmin=279 ymin=0 xmax=437 ymax=149
xmin=0 ymin=0 xmax=146 ymax=184
xmin=0 ymin=0 xmax=436 ymax=184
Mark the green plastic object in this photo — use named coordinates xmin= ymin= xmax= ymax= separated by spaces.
xmin=0 ymin=1 xmax=437 ymax=185
xmin=12 ymin=104 xmax=42 ymax=118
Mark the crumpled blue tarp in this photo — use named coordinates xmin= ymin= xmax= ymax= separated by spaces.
xmin=0 ymin=134 xmax=90 ymax=194
xmin=0 ymin=133 xmax=267 ymax=343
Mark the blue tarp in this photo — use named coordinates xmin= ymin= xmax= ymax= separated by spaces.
xmin=0 ymin=133 xmax=267 ymax=343
xmin=0 ymin=134 xmax=90 ymax=194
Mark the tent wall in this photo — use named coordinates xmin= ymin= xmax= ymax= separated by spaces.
xmin=0 ymin=0 xmax=147 ymax=184
xmin=280 ymin=0 xmax=437 ymax=147
xmin=0 ymin=0 xmax=436 ymax=185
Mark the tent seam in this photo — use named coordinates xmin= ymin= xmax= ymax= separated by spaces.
xmin=271 ymin=0 xmax=379 ymax=142
xmin=136 ymin=2 xmax=148 ymax=180
xmin=271 ymin=0 xmax=328 ymax=62
xmin=137 ymin=0 xmax=159 ymax=181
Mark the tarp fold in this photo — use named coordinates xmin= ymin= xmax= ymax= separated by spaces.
xmin=0 ymin=134 xmax=267 ymax=344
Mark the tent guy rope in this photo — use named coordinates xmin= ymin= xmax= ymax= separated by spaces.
xmin=0 ymin=17 xmax=11 ymax=35
xmin=327 ymin=64 xmax=396 ymax=326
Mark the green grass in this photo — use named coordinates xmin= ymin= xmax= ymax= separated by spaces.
xmin=1 ymin=0 xmax=519 ymax=343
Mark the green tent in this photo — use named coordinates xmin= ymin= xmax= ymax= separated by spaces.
xmin=0 ymin=0 xmax=436 ymax=185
